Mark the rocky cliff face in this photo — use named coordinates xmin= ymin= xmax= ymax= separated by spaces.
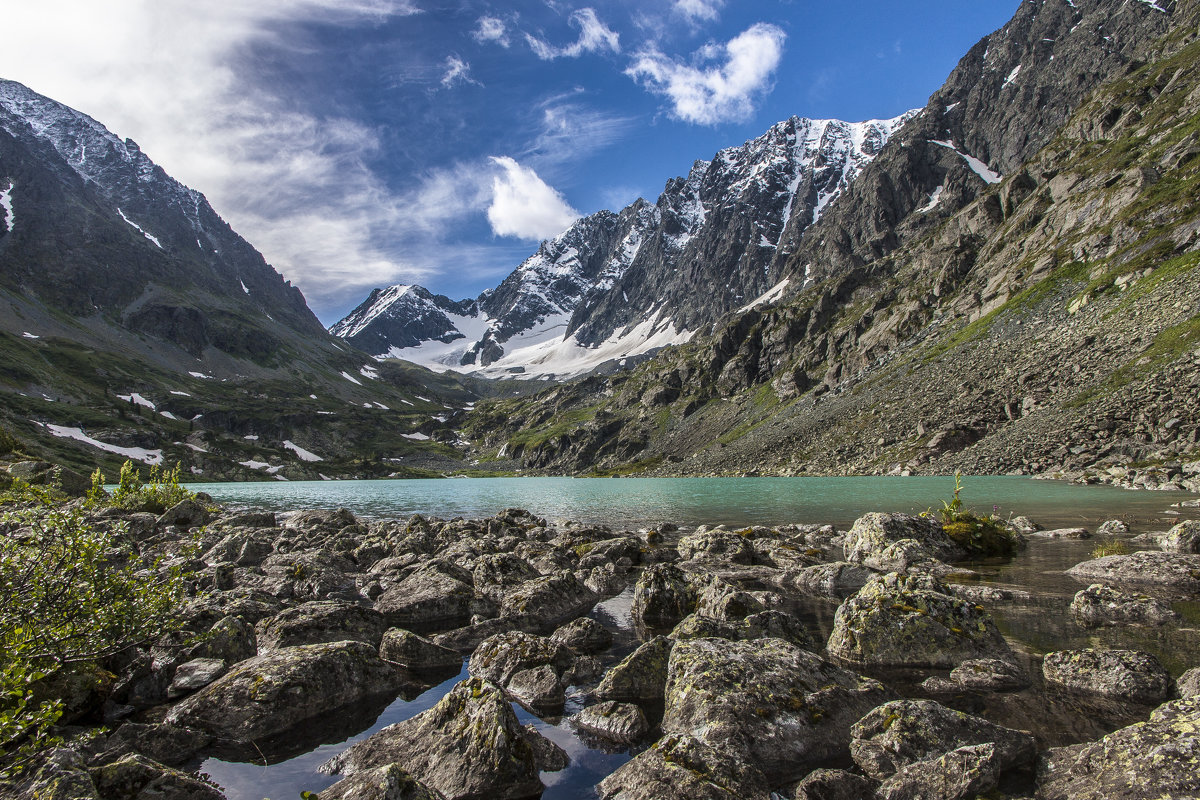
xmin=462 ymin=0 xmax=1200 ymax=485
xmin=332 ymin=115 xmax=911 ymax=378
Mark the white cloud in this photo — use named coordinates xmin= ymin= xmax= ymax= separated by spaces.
xmin=486 ymin=156 xmax=579 ymax=240
xmin=440 ymin=55 xmax=479 ymax=88
xmin=529 ymin=100 xmax=636 ymax=165
xmin=673 ymin=0 xmax=724 ymax=23
xmin=526 ymin=8 xmax=620 ymax=60
xmin=626 ymin=22 xmax=786 ymax=125
xmin=472 ymin=15 xmax=509 ymax=47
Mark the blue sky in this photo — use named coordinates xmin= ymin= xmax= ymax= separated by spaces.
xmin=2 ymin=0 xmax=1019 ymax=324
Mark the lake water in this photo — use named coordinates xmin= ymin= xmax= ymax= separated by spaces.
xmin=191 ymin=475 xmax=1194 ymax=530
xmin=193 ymin=476 xmax=1199 ymax=799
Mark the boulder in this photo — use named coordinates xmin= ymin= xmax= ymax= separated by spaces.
xmin=1069 ymin=584 xmax=1182 ymax=628
xmin=1007 ymin=516 xmax=1041 ymax=533
xmin=1097 ymin=520 xmax=1130 ymax=536
xmin=468 ymin=631 xmax=573 ymax=686
xmin=740 ymin=610 xmax=817 ymax=650
xmin=500 ymin=571 xmax=598 ymax=629
xmin=573 ymin=701 xmax=650 ymax=743
xmin=842 ymin=513 xmax=964 ymax=569
xmin=693 ymin=580 xmax=767 ymax=621
xmin=166 ymin=658 xmax=226 ymax=699
xmin=156 ymin=498 xmax=213 ymax=530
xmin=256 ymin=600 xmax=388 ymax=650
xmin=877 ymin=742 xmax=1004 ymax=800
xmin=89 ymin=753 xmax=224 ymax=800
xmin=596 ymin=733 xmax=771 ymax=800
xmin=506 ymin=664 xmax=565 ymax=713
xmin=594 ymin=636 xmax=675 ymax=703
xmin=827 ymin=573 xmax=1012 ymax=667
xmin=379 ymin=629 xmax=462 ymax=671
xmin=787 ymin=562 xmax=874 ymax=598
xmin=670 ymin=614 xmax=741 ymax=641
xmin=318 ymin=765 xmax=447 ymax=800
xmin=1037 ymin=696 xmax=1200 ymax=799
xmin=1042 ymin=649 xmax=1172 ymax=704
xmin=1177 ymin=667 xmax=1200 ymax=699
xmin=949 ymin=658 xmax=1030 ymax=691
xmin=792 ymin=768 xmax=878 ymax=800
xmin=98 ymin=722 xmax=212 ymax=767
xmin=202 ymin=530 xmax=275 ymax=567
xmin=7 ymin=460 xmax=90 ymax=496
xmin=165 ymin=641 xmax=403 ymax=742
xmin=471 ymin=554 xmax=540 ymax=601
xmin=375 ymin=565 xmax=477 ymax=633
xmin=1066 ymin=551 xmax=1200 ymax=592
xmin=849 ymin=699 xmax=1035 ymax=781
xmin=1029 ymin=527 xmax=1091 ymax=539
xmin=1160 ymin=519 xmax=1200 ymax=554
xmin=550 ymin=616 xmax=613 ymax=653
xmin=187 ymin=615 xmax=257 ymax=664
xmin=631 ymin=563 xmax=697 ymax=631
xmin=320 ymin=677 xmax=545 ymax=800
xmin=676 ymin=529 xmax=754 ymax=564
xmin=662 ymin=637 xmax=892 ymax=783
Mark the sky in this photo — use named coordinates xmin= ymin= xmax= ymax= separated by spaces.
xmin=1 ymin=0 xmax=1020 ymax=325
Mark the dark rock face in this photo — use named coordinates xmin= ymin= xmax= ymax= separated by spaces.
xmin=319 ymin=764 xmax=447 ymax=800
xmin=89 ymin=753 xmax=225 ymax=800
xmin=379 ymin=629 xmax=462 ymax=671
xmin=594 ymin=636 xmax=675 ymax=704
xmin=573 ymin=701 xmax=650 ymax=744
xmin=631 ymin=563 xmax=697 ymax=631
xmin=949 ymin=658 xmax=1030 ymax=691
xmin=1041 ymin=648 xmax=1173 ymax=704
xmin=877 ymin=742 xmax=1004 ymax=800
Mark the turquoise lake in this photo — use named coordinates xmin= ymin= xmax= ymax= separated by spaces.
xmin=191 ymin=475 xmax=1193 ymax=530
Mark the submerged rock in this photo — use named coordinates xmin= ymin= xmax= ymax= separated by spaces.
xmin=1042 ymin=648 xmax=1172 ymax=704
xmin=1069 ymin=584 xmax=1182 ymax=628
xmin=1066 ymin=551 xmax=1200 ymax=592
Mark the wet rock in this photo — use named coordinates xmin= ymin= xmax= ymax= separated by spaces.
xmin=786 ymin=562 xmax=874 ymax=598
xmin=843 ymin=513 xmax=964 ymax=570
xmin=551 ymin=616 xmax=613 ymax=654
xmin=156 ymin=498 xmax=213 ymax=530
xmin=165 ymin=641 xmax=404 ymax=742
xmin=321 ymin=677 xmax=545 ymax=800
xmin=877 ymin=742 xmax=1003 ymax=800
xmin=1042 ymin=648 xmax=1172 ymax=704
xmin=677 ymin=528 xmax=755 ymax=564
xmin=1177 ymin=667 xmax=1200 ymax=699
xmin=791 ymin=768 xmax=878 ymax=800
xmin=89 ymin=753 xmax=224 ymax=800
xmin=594 ymin=636 xmax=675 ymax=703
xmin=1029 ymin=527 xmax=1091 ymax=539
xmin=741 ymin=610 xmax=818 ymax=650
xmin=318 ymin=764 xmax=447 ymax=800
xmin=631 ymin=563 xmax=697 ymax=630
xmin=97 ymin=722 xmax=212 ymax=768
xmin=573 ymin=701 xmax=650 ymax=743
xmin=1038 ymin=696 xmax=1200 ymax=799
xmin=1097 ymin=519 xmax=1130 ymax=536
xmin=1007 ymin=516 xmax=1041 ymax=533
xmin=1067 ymin=551 xmax=1200 ymax=592
xmin=166 ymin=658 xmax=226 ymax=699
xmin=850 ymin=699 xmax=1035 ymax=781
xmin=1069 ymin=584 xmax=1182 ymax=628
xmin=1160 ymin=519 xmax=1200 ymax=554
xmin=256 ymin=600 xmax=389 ymax=650
xmin=693 ymin=580 xmax=769 ymax=621
xmin=468 ymin=631 xmax=573 ymax=686
xmin=506 ymin=664 xmax=565 ymax=713
xmin=500 ymin=571 xmax=598 ymax=629
xmin=949 ymin=658 xmax=1030 ymax=691
xmin=520 ymin=722 xmax=569 ymax=772
xmin=563 ymin=654 xmax=604 ymax=685
xmin=827 ymin=573 xmax=1012 ymax=667
xmin=375 ymin=564 xmax=476 ymax=633
xmin=596 ymin=733 xmax=771 ymax=800
xmin=671 ymin=613 xmax=741 ymax=641
xmin=662 ymin=637 xmax=892 ymax=783
xmin=379 ymin=628 xmax=462 ymax=671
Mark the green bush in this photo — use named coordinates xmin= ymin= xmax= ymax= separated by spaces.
xmin=107 ymin=461 xmax=192 ymax=513
xmin=927 ymin=473 xmax=1022 ymax=558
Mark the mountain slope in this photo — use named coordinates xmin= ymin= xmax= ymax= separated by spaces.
xmin=461 ymin=0 xmax=1200 ymax=488
xmin=332 ymin=114 xmax=911 ymax=378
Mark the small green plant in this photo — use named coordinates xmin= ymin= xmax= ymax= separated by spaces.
xmin=1092 ymin=539 xmax=1130 ymax=558
xmin=925 ymin=473 xmax=1021 ymax=558
xmin=108 ymin=460 xmax=192 ymax=513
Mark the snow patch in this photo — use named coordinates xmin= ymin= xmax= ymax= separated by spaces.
xmin=738 ymin=279 xmax=791 ymax=313
xmin=340 ymin=371 xmax=363 ymax=385
xmin=360 ymin=365 xmax=380 ymax=380
xmin=0 ymin=181 xmax=13 ymax=232
xmin=116 ymin=208 xmax=163 ymax=248
xmin=189 ymin=371 xmax=213 ymax=379
xmin=240 ymin=280 xmax=250 ymax=294
xmin=402 ymin=432 xmax=430 ymax=441
xmin=159 ymin=411 xmax=177 ymax=420
xmin=929 ymin=140 xmax=1002 ymax=184
xmin=243 ymin=435 xmax=258 ymax=441
xmin=22 ymin=332 xmax=39 ymax=339
xmin=282 ymin=440 xmax=323 ymax=462
xmin=1003 ymin=64 xmax=1022 ymax=87
xmin=169 ymin=390 xmax=191 ymax=396
xmin=42 ymin=423 xmax=163 ymax=465
xmin=917 ymin=185 xmax=945 ymax=213
xmin=117 ymin=392 xmax=156 ymax=410
xmin=1134 ymin=0 xmax=1167 ymax=11
xmin=239 ymin=460 xmax=271 ymax=471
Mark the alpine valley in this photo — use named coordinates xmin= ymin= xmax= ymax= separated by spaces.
xmin=2 ymin=0 xmax=1200 ymax=491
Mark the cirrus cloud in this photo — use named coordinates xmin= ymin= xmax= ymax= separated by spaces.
xmin=526 ymin=8 xmax=620 ymax=60
xmin=626 ymin=22 xmax=786 ymax=125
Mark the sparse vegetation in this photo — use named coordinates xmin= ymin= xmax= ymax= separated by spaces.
xmin=1092 ymin=539 xmax=1131 ymax=558
xmin=925 ymin=473 xmax=1022 ymax=558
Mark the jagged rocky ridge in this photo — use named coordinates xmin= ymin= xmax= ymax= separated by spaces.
xmin=332 ymin=114 xmax=912 ymax=378
xmin=462 ymin=0 xmax=1200 ymax=483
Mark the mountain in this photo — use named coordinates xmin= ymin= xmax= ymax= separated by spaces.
xmin=0 ymin=79 xmax=490 ymax=480
xmin=460 ymin=0 xmax=1200 ymax=488
xmin=332 ymin=114 xmax=912 ymax=378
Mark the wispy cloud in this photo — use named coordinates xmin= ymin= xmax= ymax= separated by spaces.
xmin=472 ymin=15 xmax=510 ymax=47
xmin=526 ymin=8 xmax=620 ymax=60
xmin=626 ymin=23 xmax=786 ymax=125
xmin=487 ymin=156 xmax=580 ymax=240
xmin=528 ymin=99 xmax=636 ymax=166
xmin=440 ymin=55 xmax=479 ymax=88
xmin=673 ymin=0 xmax=724 ymax=23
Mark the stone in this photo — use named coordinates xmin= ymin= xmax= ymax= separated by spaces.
xmin=321 ymin=678 xmax=545 ymax=800
xmin=671 ymin=613 xmax=741 ymax=641
xmin=1042 ymin=649 xmax=1172 ymax=704
xmin=850 ymin=699 xmax=1035 ymax=781
xmin=98 ymin=722 xmax=212 ymax=767
xmin=792 ymin=768 xmax=878 ymax=800
xmin=156 ymin=498 xmax=213 ymax=529
xmin=1177 ymin=667 xmax=1200 ymax=699
xmin=500 ymin=571 xmax=599 ymax=629
xmin=256 ymin=600 xmax=389 ymax=650
xmin=187 ymin=614 xmax=257 ymax=664
xmin=597 ymin=733 xmax=771 ymax=800
xmin=1069 ymin=584 xmax=1182 ymax=628
xmin=7 ymin=460 xmax=90 ymax=496
xmin=573 ymin=701 xmax=651 ymax=743
xmin=1029 ymin=527 xmax=1091 ymax=539
xmin=1097 ymin=519 xmax=1130 ymax=536
xmin=89 ymin=753 xmax=224 ymax=800
xmin=740 ymin=610 xmax=817 ymax=650
xmin=842 ymin=513 xmax=964 ymax=570
xmin=165 ymin=641 xmax=404 ymax=742
xmin=594 ymin=636 xmax=675 ymax=703
xmin=1161 ymin=519 xmax=1200 ymax=553
xmin=551 ymin=616 xmax=613 ymax=653
xmin=379 ymin=628 xmax=462 ymax=671
xmin=506 ymin=664 xmax=565 ymax=713
xmin=1007 ymin=516 xmax=1041 ymax=533
xmin=949 ymin=658 xmax=1030 ymax=691
xmin=662 ymin=637 xmax=891 ymax=783
xmin=1067 ymin=551 xmax=1200 ymax=592
xmin=318 ymin=764 xmax=447 ymax=800
xmin=787 ymin=562 xmax=874 ymax=598
xmin=694 ymin=580 xmax=766 ymax=621
xmin=520 ymin=723 xmax=569 ymax=772
xmin=202 ymin=530 xmax=275 ymax=567
xmin=877 ymin=742 xmax=1003 ymax=800
xmin=374 ymin=562 xmax=478 ymax=633
xmin=676 ymin=528 xmax=755 ymax=564
xmin=826 ymin=573 xmax=1012 ymax=667
xmin=467 ymin=631 xmax=573 ymax=686
xmin=166 ymin=658 xmax=226 ymax=699
xmin=1037 ymin=697 xmax=1200 ymax=799
xmin=631 ymin=563 xmax=697 ymax=631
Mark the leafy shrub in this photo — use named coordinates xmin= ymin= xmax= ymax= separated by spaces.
xmin=927 ymin=473 xmax=1022 ymax=558
xmin=108 ymin=461 xmax=192 ymax=513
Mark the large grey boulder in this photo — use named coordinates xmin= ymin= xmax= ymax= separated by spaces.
xmin=573 ymin=701 xmax=650 ymax=744
xmin=499 ymin=571 xmax=598 ymax=628
xmin=1038 ymin=697 xmax=1200 ymax=799
xmin=256 ymin=600 xmax=388 ymax=650
xmin=379 ymin=629 xmax=462 ymax=671
xmin=321 ymin=678 xmax=545 ymax=800
xmin=319 ymin=765 xmax=446 ymax=800
xmin=877 ymin=742 xmax=1004 ymax=800
xmin=1069 ymin=584 xmax=1181 ymax=628
xmin=165 ymin=641 xmax=403 ymax=742
xmin=89 ymin=753 xmax=224 ymax=800
xmin=949 ymin=658 xmax=1030 ymax=691
xmin=1042 ymin=648 xmax=1172 ymax=704
xmin=676 ymin=528 xmax=755 ymax=564
xmin=1160 ymin=519 xmax=1200 ymax=553
xmin=850 ymin=699 xmax=1036 ymax=781
xmin=792 ymin=769 xmax=878 ymax=800
xmin=842 ymin=513 xmax=964 ymax=570
xmin=594 ymin=636 xmax=675 ymax=703
xmin=551 ymin=616 xmax=613 ymax=654
xmin=786 ymin=561 xmax=874 ymax=598
xmin=631 ymin=563 xmax=697 ymax=631
xmin=827 ymin=573 xmax=1012 ymax=667
xmin=597 ymin=733 xmax=771 ymax=800
xmin=1066 ymin=551 xmax=1200 ymax=592
xmin=467 ymin=631 xmax=573 ymax=686
xmin=375 ymin=564 xmax=477 ymax=633
xmin=662 ymin=637 xmax=891 ymax=783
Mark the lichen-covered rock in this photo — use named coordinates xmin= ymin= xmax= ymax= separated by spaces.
xmin=877 ymin=742 xmax=1003 ymax=800
xmin=500 ymin=571 xmax=598 ymax=628
xmin=467 ymin=631 xmax=573 ymax=686
xmin=97 ymin=722 xmax=213 ymax=768
xmin=187 ymin=615 xmax=257 ymax=664
xmin=787 ymin=562 xmax=874 ymax=598
xmin=849 ymin=699 xmax=1035 ymax=781
xmin=379 ymin=628 xmax=462 ymax=671
xmin=506 ymin=664 xmax=565 ymax=713
xmin=740 ymin=610 xmax=817 ymax=650
xmin=1160 ymin=519 xmax=1200 ymax=554
xmin=320 ymin=677 xmax=545 ymax=800
xmin=594 ymin=636 xmax=675 ymax=703
xmin=1037 ymin=697 xmax=1200 ymax=799
xmin=573 ymin=701 xmax=650 ymax=743
xmin=165 ymin=641 xmax=403 ymax=742
xmin=693 ymin=580 xmax=766 ymax=621
xmin=89 ymin=753 xmax=224 ymax=800
xmin=670 ymin=613 xmax=741 ymax=641
xmin=375 ymin=564 xmax=477 ymax=633
xmin=256 ymin=600 xmax=388 ymax=650
xmin=550 ymin=616 xmax=613 ymax=654
xmin=1177 ymin=667 xmax=1200 ymax=699
xmin=1069 ymin=584 xmax=1182 ymax=628
xmin=180 ymin=589 xmax=282 ymax=630
xmin=471 ymin=554 xmax=540 ymax=602
xmin=259 ymin=550 xmax=358 ymax=600
xmin=156 ymin=498 xmax=214 ymax=530
xmin=792 ymin=768 xmax=878 ymax=800
xmin=826 ymin=573 xmax=1012 ymax=667
xmin=842 ymin=513 xmax=964 ymax=569
xmin=631 ymin=563 xmax=697 ymax=631
xmin=1029 ymin=527 xmax=1091 ymax=540
xmin=1042 ymin=648 xmax=1172 ymax=704
xmin=1066 ymin=551 xmax=1200 ymax=592
xmin=1097 ymin=520 xmax=1130 ymax=536
xmin=949 ymin=658 xmax=1030 ymax=691
xmin=662 ymin=637 xmax=892 ymax=783
xmin=596 ymin=733 xmax=771 ymax=800
xmin=676 ymin=528 xmax=755 ymax=564
xmin=166 ymin=658 xmax=226 ymax=699
xmin=318 ymin=764 xmax=447 ymax=800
